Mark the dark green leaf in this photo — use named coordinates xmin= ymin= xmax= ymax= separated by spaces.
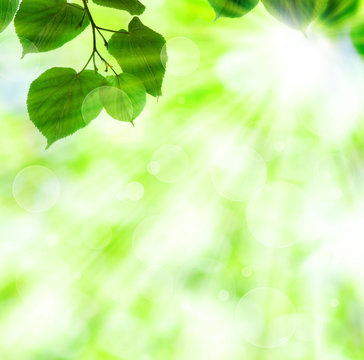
xmin=92 ymin=0 xmax=145 ymax=15
xmin=27 ymin=67 xmax=104 ymax=147
xmin=351 ymin=20 xmax=364 ymax=55
xmin=0 ymin=0 xmax=19 ymax=33
xmin=320 ymin=0 xmax=360 ymax=25
xmin=262 ymin=0 xmax=327 ymax=30
xmin=208 ymin=0 xmax=259 ymax=19
xmin=108 ymin=17 xmax=167 ymax=97
xmin=104 ymin=73 xmax=146 ymax=121
xmin=14 ymin=0 xmax=89 ymax=56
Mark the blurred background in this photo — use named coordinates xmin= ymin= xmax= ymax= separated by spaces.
xmin=1 ymin=0 xmax=364 ymax=359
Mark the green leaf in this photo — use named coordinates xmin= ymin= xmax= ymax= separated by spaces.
xmin=108 ymin=17 xmax=167 ymax=97
xmin=99 ymin=84 xmax=133 ymax=123
xmin=0 ymin=0 xmax=19 ymax=33
xmin=208 ymin=0 xmax=259 ymax=19
xmin=27 ymin=67 xmax=105 ymax=147
xmin=262 ymin=0 xmax=327 ymax=30
xmin=104 ymin=73 xmax=147 ymax=121
xmin=320 ymin=0 xmax=360 ymax=25
xmin=351 ymin=20 xmax=364 ymax=55
xmin=14 ymin=0 xmax=89 ymax=56
xmin=92 ymin=0 xmax=145 ymax=16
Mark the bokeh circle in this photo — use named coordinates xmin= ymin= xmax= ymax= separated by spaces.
xmin=162 ymin=37 xmax=200 ymax=77
xmin=150 ymin=145 xmax=189 ymax=183
xmin=236 ymin=287 xmax=296 ymax=348
xmin=13 ymin=165 xmax=60 ymax=213
xmin=126 ymin=181 xmax=144 ymax=201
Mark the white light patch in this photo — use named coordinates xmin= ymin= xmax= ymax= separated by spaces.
xmin=270 ymin=27 xmax=327 ymax=92
xmin=210 ymin=143 xmax=267 ymax=202
xmin=177 ymin=297 xmax=244 ymax=359
xmin=133 ymin=206 xmax=214 ymax=266
xmin=331 ymin=208 xmax=364 ymax=277
xmin=247 ymin=181 xmax=311 ymax=248
xmin=215 ymin=23 xmax=364 ymax=142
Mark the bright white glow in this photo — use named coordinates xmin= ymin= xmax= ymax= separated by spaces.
xmin=331 ymin=207 xmax=364 ymax=277
xmin=151 ymin=145 xmax=189 ymax=183
xmin=133 ymin=206 xmax=214 ymax=266
xmin=45 ymin=233 xmax=59 ymax=246
xmin=210 ymin=143 xmax=267 ymax=202
xmin=247 ymin=181 xmax=310 ymax=248
xmin=268 ymin=27 xmax=328 ymax=100
xmin=215 ymin=24 xmax=328 ymax=99
xmin=216 ymin=23 xmax=364 ymax=142
xmin=178 ymin=297 xmax=244 ymax=359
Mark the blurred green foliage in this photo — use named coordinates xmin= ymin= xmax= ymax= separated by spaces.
xmin=1 ymin=0 xmax=364 ymax=359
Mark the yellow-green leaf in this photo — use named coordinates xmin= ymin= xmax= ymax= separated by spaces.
xmin=0 ymin=0 xmax=19 ymax=33
xmin=104 ymin=73 xmax=146 ymax=121
xmin=208 ymin=0 xmax=259 ymax=19
xmin=262 ymin=0 xmax=327 ymax=30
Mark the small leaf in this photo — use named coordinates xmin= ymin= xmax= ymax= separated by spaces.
xmin=320 ymin=0 xmax=360 ymax=25
xmin=14 ymin=0 xmax=89 ymax=56
xmin=351 ymin=20 xmax=364 ymax=55
xmin=0 ymin=0 xmax=19 ymax=33
xmin=208 ymin=0 xmax=259 ymax=19
xmin=262 ymin=0 xmax=327 ymax=30
xmin=27 ymin=67 xmax=105 ymax=147
xmin=92 ymin=0 xmax=145 ymax=16
xmin=104 ymin=73 xmax=147 ymax=120
xmin=108 ymin=17 xmax=167 ymax=97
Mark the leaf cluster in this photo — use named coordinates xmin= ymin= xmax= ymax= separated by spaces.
xmin=2 ymin=0 xmax=364 ymax=147
xmin=0 ymin=0 xmax=167 ymax=147
xmin=208 ymin=0 xmax=362 ymax=30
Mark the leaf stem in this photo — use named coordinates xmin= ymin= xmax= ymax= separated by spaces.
xmin=81 ymin=51 xmax=94 ymax=72
xmin=96 ymin=26 xmax=128 ymax=34
xmin=80 ymin=0 xmax=118 ymax=76
xmin=96 ymin=27 xmax=109 ymax=47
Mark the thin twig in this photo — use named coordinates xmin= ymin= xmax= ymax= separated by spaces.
xmin=96 ymin=26 xmax=128 ymax=34
xmin=80 ymin=0 xmax=119 ymax=75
